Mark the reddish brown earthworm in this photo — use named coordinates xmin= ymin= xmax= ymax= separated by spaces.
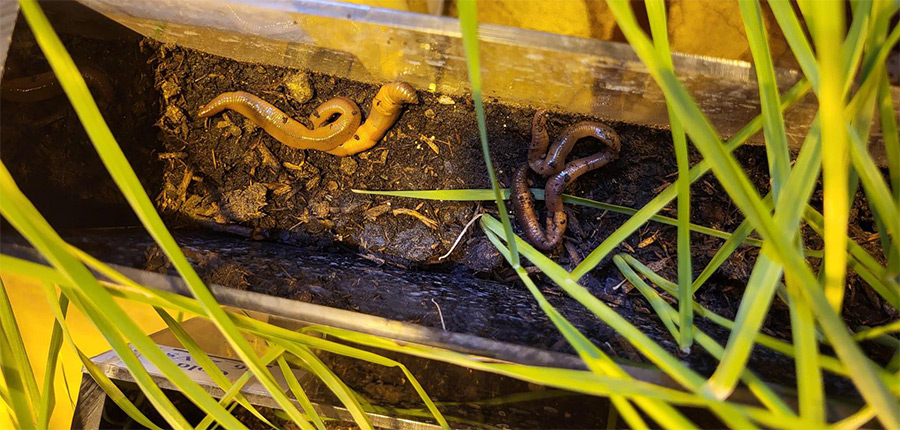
xmin=198 ymin=82 xmax=417 ymax=156
xmin=527 ymin=109 xmax=621 ymax=176
xmin=1 ymin=66 xmax=113 ymax=103
xmin=512 ymin=110 xmax=621 ymax=251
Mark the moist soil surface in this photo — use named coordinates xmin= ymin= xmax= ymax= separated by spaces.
xmin=2 ymin=4 xmax=897 ymax=424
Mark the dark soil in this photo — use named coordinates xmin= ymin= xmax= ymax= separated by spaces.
xmin=1 ymin=3 xmax=897 ymax=427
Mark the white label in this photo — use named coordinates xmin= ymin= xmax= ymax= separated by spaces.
xmin=98 ymin=345 xmax=304 ymax=397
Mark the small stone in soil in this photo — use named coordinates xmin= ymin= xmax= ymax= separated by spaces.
xmin=283 ymin=71 xmax=314 ymax=104
xmin=340 ymin=157 xmax=358 ymax=175
xmin=221 ymin=183 xmax=268 ymax=222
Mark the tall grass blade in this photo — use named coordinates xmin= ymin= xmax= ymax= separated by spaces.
xmin=155 ymin=309 xmax=278 ymax=429
xmin=482 ymin=228 xmax=693 ymax=430
xmin=811 ymin=0 xmax=850 ymax=313
xmin=480 ymin=215 xmax=755 ymax=428
xmin=277 ymin=357 xmax=326 ymax=430
xmin=196 ymin=348 xmax=286 ymax=430
xmin=645 ymin=0 xmax=693 ymax=352
xmin=604 ymin=1 xmax=897 ymax=424
xmin=620 ymin=253 xmax=900 ymax=393
xmin=0 ymin=279 xmax=38 ymax=430
xmin=281 ymin=346 xmax=374 ymax=430
xmin=16 ymin=1 xmax=318 ymax=424
xmin=37 ymin=286 xmax=69 ymax=429
xmin=614 ymin=256 xmax=797 ymax=416
xmin=355 ymin=187 xmax=818 ymax=252
xmin=570 ymin=79 xmax=811 ymax=280
xmin=877 ymin=71 xmax=900 ymax=274
xmin=739 ymin=0 xmax=791 ymax=198
xmin=456 ymin=0 xmax=520 ymax=267
xmin=37 ymin=282 xmax=164 ymax=430
xmin=0 ymin=163 xmax=243 ymax=430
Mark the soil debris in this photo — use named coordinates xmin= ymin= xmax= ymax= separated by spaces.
xmin=283 ymin=71 xmax=314 ymax=104
xmin=222 ymin=183 xmax=268 ymax=222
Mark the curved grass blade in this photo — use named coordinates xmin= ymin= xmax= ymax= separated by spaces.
xmin=0 ymin=278 xmax=39 ymax=428
xmin=154 ymin=309 xmax=278 ymax=430
xmin=482 ymin=228 xmax=692 ymax=430
xmin=456 ymin=0 xmax=519 ymax=268
xmin=37 ymin=286 xmax=69 ymax=429
xmin=479 ymin=215 xmax=755 ymax=428
xmin=195 ymin=348 xmax=286 ymax=430
xmin=277 ymin=357 xmax=325 ymax=430
xmin=16 ymin=1 xmax=317 ymax=424
xmin=0 ymin=291 xmax=38 ymax=430
xmin=604 ymin=1 xmax=898 ymax=424
xmin=0 ymin=164 xmax=204 ymax=429
xmin=281 ymin=346 xmax=373 ymax=430
xmin=37 ymin=282 xmax=163 ymax=430
xmin=614 ymin=256 xmax=796 ymax=416
xmin=646 ymin=0 xmax=693 ymax=352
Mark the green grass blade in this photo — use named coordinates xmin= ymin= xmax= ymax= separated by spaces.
xmin=784 ymin=278 xmax=825 ymax=422
xmin=739 ymin=0 xmax=791 ymax=199
xmin=880 ymin=69 xmax=900 ymax=210
xmin=571 ymin=78 xmax=812 ymax=280
xmin=846 ymin=123 xmax=900 ymax=257
xmin=480 ymin=215 xmax=755 ymax=428
xmin=768 ymin=0 xmax=819 ymax=88
xmin=456 ymin=0 xmax=519 ymax=268
xmin=706 ymin=115 xmax=822 ymax=400
xmin=281 ymin=346 xmax=374 ymax=430
xmin=841 ymin=0 xmax=871 ymax=95
xmin=482 ymin=228 xmax=692 ymax=430
xmin=277 ymin=357 xmax=326 ymax=430
xmin=854 ymin=321 xmax=900 ymax=343
xmin=803 ymin=206 xmax=897 ymax=303
xmin=605 ymin=2 xmax=898 ymax=424
xmin=355 ymin=187 xmax=818 ymax=253
xmin=5 ymin=250 xmax=828 ymax=426
xmin=611 ymin=257 xmax=680 ymax=341
xmin=0 ymin=283 xmax=38 ymax=430
xmin=0 ymin=279 xmax=40 ymax=427
xmin=155 ymin=309 xmax=279 ymax=430
xmin=306 ymin=322 xmax=826 ymax=428
xmin=37 ymin=286 xmax=69 ymax=429
xmin=16 ymin=1 xmax=319 ymax=423
xmin=0 ymin=162 xmax=246 ymax=430
xmin=646 ymin=0 xmax=693 ymax=352
xmin=196 ymin=348 xmax=286 ymax=430
xmin=615 ymin=257 xmax=796 ymax=416
xmin=620 ymin=254 xmax=900 ymax=394
xmin=811 ymin=0 xmax=850 ymax=313
xmin=37 ymin=282 xmax=164 ymax=430
xmin=832 ymin=405 xmax=875 ymax=430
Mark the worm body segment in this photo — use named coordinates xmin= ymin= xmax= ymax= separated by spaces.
xmin=198 ymin=82 xmax=417 ymax=156
xmin=1 ymin=66 xmax=113 ymax=102
xmin=527 ymin=109 xmax=621 ymax=176
xmin=324 ymin=82 xmax=418 ymax=156
xmin=513 ymin=110 xmax=621 ymax=251
xmin=198 ymin=92 xmax=360 ymax=152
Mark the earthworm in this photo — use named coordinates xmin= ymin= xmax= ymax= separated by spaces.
xmin=324 ymin=82 xmax=418 ymax=156
xmin=198 ymin=92 xmax=360 ymax=152
xmin=198 ymin=82 xmax=417 ymax=156
xmin=527 ymin=109 xmax=621 ymax=176
xmin=512 ymin=111 xmax=621 ymax=251
xmin=1 ymin=66 xmax=113 ymax=103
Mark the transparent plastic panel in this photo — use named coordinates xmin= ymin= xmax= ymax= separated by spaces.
xmin=75 ymin=0 xmax=896 ymax=162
